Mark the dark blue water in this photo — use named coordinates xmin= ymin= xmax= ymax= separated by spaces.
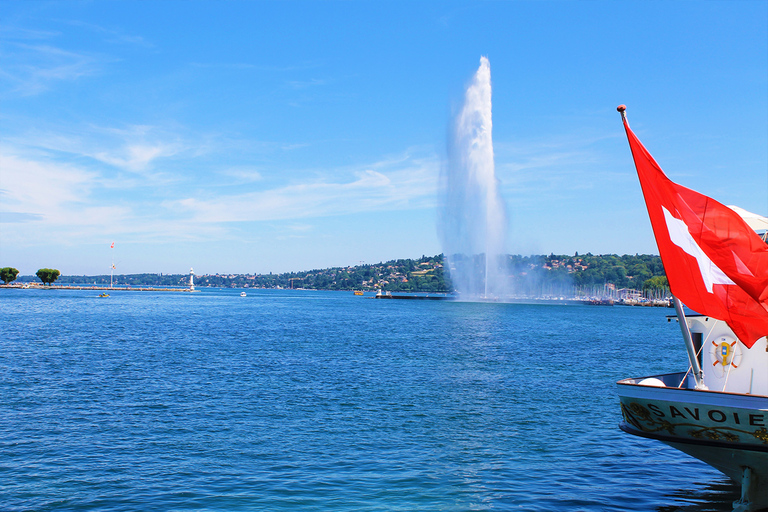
xmin=1 ymin=289 xmax=739 ymax=511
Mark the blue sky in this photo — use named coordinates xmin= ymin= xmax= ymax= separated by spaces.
xmin=1 ymin=1 xmax=766 ymax=276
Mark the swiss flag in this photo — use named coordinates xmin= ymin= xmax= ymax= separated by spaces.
xmin=622 ymin=114 xmax=768 ymax=348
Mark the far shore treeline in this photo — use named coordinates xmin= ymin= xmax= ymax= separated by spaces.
xmin=4 ymin=254 xmax=669 ymax=295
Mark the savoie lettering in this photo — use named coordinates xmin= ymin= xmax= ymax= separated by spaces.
xmin=642 ymin=403 xmax=765 ymax=427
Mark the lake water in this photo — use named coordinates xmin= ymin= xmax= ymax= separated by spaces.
xmin=0 ymin=288 xmax=740 ymax=511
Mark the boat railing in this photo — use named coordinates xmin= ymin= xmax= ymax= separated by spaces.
xmin=618 ymin=372 xmax=692 ymax=389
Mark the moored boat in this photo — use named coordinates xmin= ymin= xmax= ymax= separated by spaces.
xmin=615 ymin=105 xmax=768 ymax=512
xmin=617 ymin=319 xmax=768 ymax=511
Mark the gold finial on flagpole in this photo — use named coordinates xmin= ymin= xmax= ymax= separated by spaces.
xmin=617 ymin=104 xmax=627 ymax=119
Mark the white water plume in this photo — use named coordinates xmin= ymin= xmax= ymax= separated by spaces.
xmin=439 ymin=57 xmax=509 ymax=299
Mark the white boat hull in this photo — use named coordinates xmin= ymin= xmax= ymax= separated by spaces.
xmin=618 ymin=373 xmax=768 ymax=510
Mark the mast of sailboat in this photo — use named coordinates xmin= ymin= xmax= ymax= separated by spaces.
xmin=618 ymin=105 xmax=707 ymax=390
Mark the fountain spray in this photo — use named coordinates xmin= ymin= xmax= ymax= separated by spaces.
xmin=439 ymin=57 xmax=509 ymax=299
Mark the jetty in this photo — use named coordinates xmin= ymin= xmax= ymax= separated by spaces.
xmin=1 ymin=284 xmax=194 ymax=292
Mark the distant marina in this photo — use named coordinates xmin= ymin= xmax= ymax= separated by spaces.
xmin=370 ymin=291 xmax=671 ymax=307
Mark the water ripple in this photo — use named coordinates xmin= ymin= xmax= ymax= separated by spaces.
xmin=0 ymin=289 xmax=738 ymax=511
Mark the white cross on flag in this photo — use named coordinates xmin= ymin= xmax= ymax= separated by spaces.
xmin=622 ymin=114 xmax=768 ymax=348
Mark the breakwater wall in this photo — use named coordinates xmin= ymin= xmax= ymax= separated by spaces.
xmin=1 ymin=284 xmax=194 ymax=292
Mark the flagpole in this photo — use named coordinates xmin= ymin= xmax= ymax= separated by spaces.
xmin=619 ymin=105 xmax=707 ymax=389
xmin=672 ymin=296 xmax=707 ymax=390
xmin=110 ymin=242 xmax=114 ymax=289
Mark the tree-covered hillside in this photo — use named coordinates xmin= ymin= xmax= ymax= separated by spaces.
xmin=11 ymin=253 xmax=666 ymax=295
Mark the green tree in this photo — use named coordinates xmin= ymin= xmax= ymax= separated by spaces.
xmin=642 ymin=275 xmax=669 ymax=293
xmin=0 ymin=267 xmax=19 ymax=284
xmin=36 ymin=268 xmax=61 ymax=285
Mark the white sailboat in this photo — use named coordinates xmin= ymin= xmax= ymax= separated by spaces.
xmin=615 ymin=105 xmax=768 ymax=511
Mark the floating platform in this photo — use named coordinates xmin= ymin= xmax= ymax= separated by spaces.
xmin=374 ymin=293 xmax=451 ymax=300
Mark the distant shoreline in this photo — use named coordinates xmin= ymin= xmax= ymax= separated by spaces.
xmin=3 ymin=254 xmax=668 ymax=298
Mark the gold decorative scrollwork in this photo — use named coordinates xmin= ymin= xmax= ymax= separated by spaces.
xmin=688 ymin=428 xmax=740 ymax=442
xmin=621 ymin=402 xmax=768 ymax=446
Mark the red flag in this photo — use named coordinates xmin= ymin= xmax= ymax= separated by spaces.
xmin=622 ymin=114 xmax=768 ymax=348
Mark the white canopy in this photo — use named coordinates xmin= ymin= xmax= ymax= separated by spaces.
xmin=727 ymin=205 xmax=768 ymax=232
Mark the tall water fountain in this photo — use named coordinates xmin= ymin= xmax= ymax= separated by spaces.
xmin=439 ymin=57 xmax=509 ymax=299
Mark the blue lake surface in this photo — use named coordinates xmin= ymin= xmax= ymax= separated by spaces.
xmin=1 ymin=288 xmax=740 ymax=511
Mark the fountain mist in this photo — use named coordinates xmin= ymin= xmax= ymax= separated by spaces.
xmin=439 ymin=57 xmax=509 ymax=299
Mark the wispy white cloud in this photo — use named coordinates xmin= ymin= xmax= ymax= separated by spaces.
xmin=0 ymin=212 xmax=43 ymax=223
xmin=0 ymin=150 xmax=95 ymax=211
xmin=0 ymin=145 xmax=195 ymax=248
xmin=493 ymin=132 xmax=628 ymax=200
xmin=0 ymin=119 xmax=201 ymax=250
xmin=6 ymin=123 xmax=192 ymax=178
xmin=285 ymin=223 xmax=313 ymax=232
xmin=189 ymin=60 xmax=325 ymax=72
xmin=280 ymin=142 xmax=311 ymax=151
xmin=0 ymin=17 xmax=149 ymax=96
xmin=92 ymin=141 xmax=185 ymax=174
xmin=0 ymin=42 xmax=104 ymax=95
xmin=0 ymin=129 xmax=441 ymax=250
xmin=59 ymin=19 xmax=152 ymax=48
xmin=275 ymin=223 xmax=316 ymax=241
xmin=0 ymin=26 xmax=61 ymax=40
xmin=287 ymin=78 xmax=329 ymax=89
xmin=0 ymin=149 xmax=136 ymax=235
xmin=166 ymin=152 xmax=439 ymax=224
xmin=218 ymin=166 xmax=263 ymax=184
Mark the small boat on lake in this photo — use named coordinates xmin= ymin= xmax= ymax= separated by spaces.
xmin=615 ymin=105 xmax=768 ymax=512
xmin=240 ymin=291 xmax=246 ymax=297
xmin=98 ymin=293 xmax=109 ymax=298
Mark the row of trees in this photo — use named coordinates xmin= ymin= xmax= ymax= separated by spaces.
xmin=1 ymin=267 xmax=60 ymax=285
xmin=536 ymin=253 xmax=666 ymax=290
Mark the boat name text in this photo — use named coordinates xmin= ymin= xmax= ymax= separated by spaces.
xmin=645 ymin=404 xmax=765 ymax=425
